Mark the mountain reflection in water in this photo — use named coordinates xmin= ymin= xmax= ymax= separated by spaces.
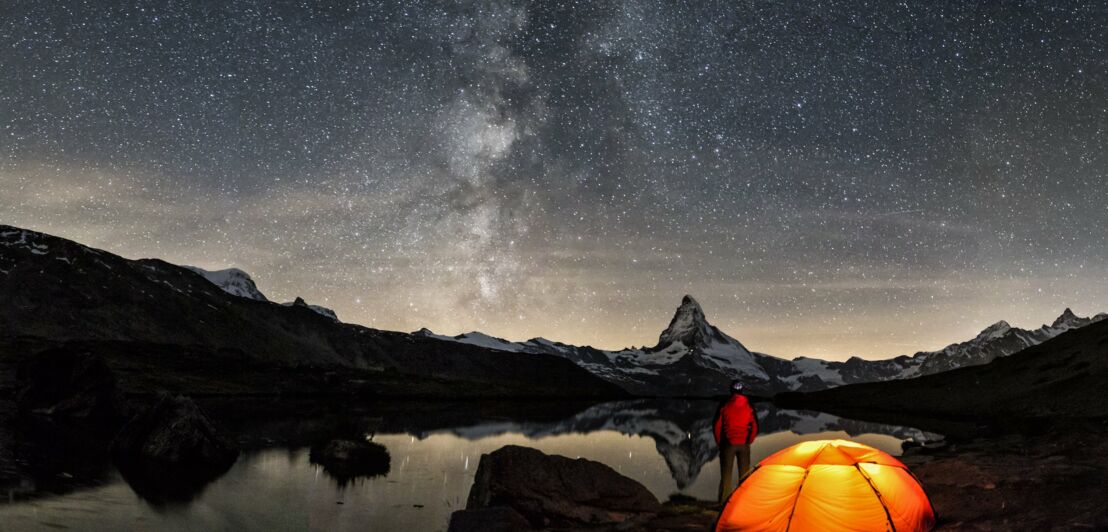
xmin=0 ymin=399 xmax=940 ymax=532
xmin=435 ymin=400 xmax=938 ymax=489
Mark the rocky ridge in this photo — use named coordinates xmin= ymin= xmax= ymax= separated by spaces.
xmin=0 ymin=224 xmax=624 ymax=399
xmin=420 ymin=294 xmax=1105 ymax=396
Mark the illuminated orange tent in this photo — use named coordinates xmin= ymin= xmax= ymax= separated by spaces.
xmin=716 ymin=439 xmax=936 ymax=532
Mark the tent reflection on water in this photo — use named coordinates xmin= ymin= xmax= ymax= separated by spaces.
xmin=716 ymin=439 xmax=936 ymax=532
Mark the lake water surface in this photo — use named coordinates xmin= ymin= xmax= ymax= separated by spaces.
xmin=0 ymin=400 xmax=941 ymax=531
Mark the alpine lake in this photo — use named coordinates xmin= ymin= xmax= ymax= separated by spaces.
xmin=0 ymin=399 xmax=941 ymax=531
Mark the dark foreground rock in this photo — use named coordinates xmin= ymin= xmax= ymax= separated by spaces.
xmin=108 ymin=393 xmax=239 ymax=504
xmin=111 ymin=393 xmax=239 ymax=467
xmin=449 ymin=445 xmax=718 ymax=531
xmin=309 ymin=438 xmax=390 ymax=484
xmin=15 ymin=348 xmax=123 ymax=425
xmin=452 ymin=445 xmax=663 ymax=530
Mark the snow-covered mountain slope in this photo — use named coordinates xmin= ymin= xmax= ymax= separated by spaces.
xmin=282 ymin=296 xmax=340 ymax=322
xmin=652 ymin=296 xmax=768 ymax=380
xmin=780 ymin=308 xmax=1107 ymax=389
xmin=184 ymin=265 xmax=339 ymax=321
xmin=183 ymin=266 xmax=268 ymax=301
xmin=417 ymin=296 xmax=784 ymax=395
xmin=419 ymin=295 xmax=1107 ymax=396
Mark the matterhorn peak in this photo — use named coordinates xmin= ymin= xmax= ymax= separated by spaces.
xmin=675 ymin=295 xmax=705 ymax=319
xmin=657 ymin=295 xmax=713 ymax=348
xmin=680 ymin=294 xmax=701 ymax=307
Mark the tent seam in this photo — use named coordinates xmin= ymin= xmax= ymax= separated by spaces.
xmin=854 ymin=463 xmax=897 ymax=532
xmin=786 ymin=441 xmax=829 ymax=532
xmin=806 ymin=441 xmax=831 ymax=469
xmin=784 ymin=468 xmax=810 ymax=532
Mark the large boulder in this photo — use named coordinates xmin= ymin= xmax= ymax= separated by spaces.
xmin=110 ymin=394 xmax=239 ymax=504
xmin=15 ymin=347 xmax=123 ymax=425
xmin=309 ymin=438 xmax=390 ymax=484
xmin=110 ymin=393 xmax=238 ymax=467
xmin=459 ymin=445 xmax=661 ymax=529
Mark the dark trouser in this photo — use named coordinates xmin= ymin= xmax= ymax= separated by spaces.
xmin=718 ymin=443 xmax=752 ymax=503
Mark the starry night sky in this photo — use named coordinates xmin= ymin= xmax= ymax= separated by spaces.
xmin=2 ymin=1 xmax=1106 ymax=360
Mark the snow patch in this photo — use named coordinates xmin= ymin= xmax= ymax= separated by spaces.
xmin=282 ymin=298 xmax=340 ymax=321
xmin=697 ymin=332 xmax=769 ymax=380
xmin=183 ymin=266 xmax=269 ymax=301
xmin=449 ymin=332 xmax=525 ymax=352
xmin=786 ymin=357 xmax=845 ymax=387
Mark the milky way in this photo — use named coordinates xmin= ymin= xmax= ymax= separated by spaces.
xmin=2 ymin=1 xmax=1106 ymax=360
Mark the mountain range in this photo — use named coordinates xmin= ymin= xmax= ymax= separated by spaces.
xmin=418 ymin=295 xmax=1105 ymax=395
xmin=2 ymin=223 xmax=1103 ymax=398
xmin=778 ymin=310 xmax=1108 ymax=420
xmin=0 ymin=225 xmax=621 ymax=398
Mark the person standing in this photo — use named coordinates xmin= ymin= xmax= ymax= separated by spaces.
xmin=714 ymin=380 xmax=758 ymax=503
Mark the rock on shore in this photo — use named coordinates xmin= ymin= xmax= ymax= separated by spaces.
xmin=110 ymin=393 xmax=239 ymax=468
xmin=451 ymin=445 xmax=659 ymax=530
xmin=309 ymin=438 xmax=390 ymax=483
xmin=450 ymin=445 xmax=717 ymax=531
xmin=108 ymin=393 xmax=240 ymax=504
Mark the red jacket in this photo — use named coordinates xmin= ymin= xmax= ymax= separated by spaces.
xmin=714 ymin=393 xmax=758 ymax=446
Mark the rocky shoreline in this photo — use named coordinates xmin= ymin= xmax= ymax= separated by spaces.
xmin=901 ymin=419 xmax=1108 ymax=531
xmin=448 ymin=445 xmax=718 ymax=531
xmin=446 ymin=417 xmax=1108 ymax=531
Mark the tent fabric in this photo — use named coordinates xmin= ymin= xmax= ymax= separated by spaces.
xmin=716 ymin=439 xmax=936 ymax=532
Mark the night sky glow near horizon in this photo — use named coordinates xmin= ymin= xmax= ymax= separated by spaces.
xmin=2 ymin=1 xmax=1106 ymax=361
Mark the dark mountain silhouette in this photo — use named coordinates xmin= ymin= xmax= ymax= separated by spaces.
xmin=4 ymin=223 xmax=1101 ymax=399
xmin=777 ymin=316 xmax=1108 ymax=420
xmin=0 ymin=225 xmax=623 ymax=398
